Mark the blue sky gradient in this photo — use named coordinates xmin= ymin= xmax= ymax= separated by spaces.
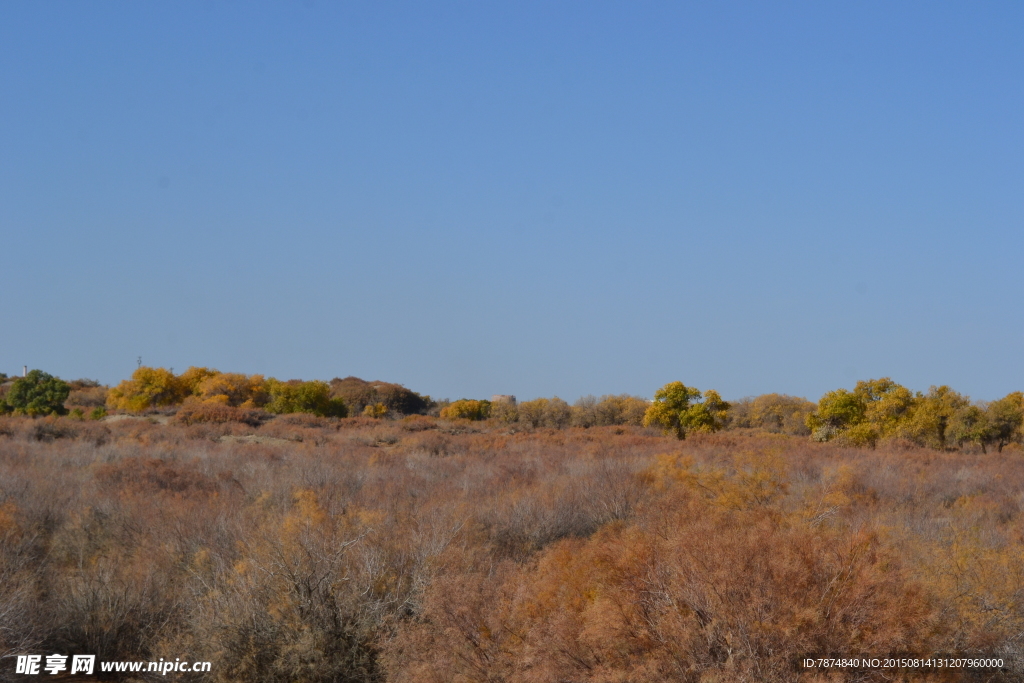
xmin=2 ymin=2 xmax=1021 ymax=401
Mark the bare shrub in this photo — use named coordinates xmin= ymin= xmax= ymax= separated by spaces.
xmin=175 ymin=402 xmax=270 ymax=426
xmin=408 ymin=432 xmax=451 ymax=457
xmin=94 ymin=457 xmax=221 ymax=496
xmin=5 ymin=411 xmax=1024 ymax=682
xmin=65 ymin=381 xmax=109 ymax=411
xmin=30 ymin=417 xmax=80 ymax=442
xmin=398 ymin=415 xmax=436 ymax=432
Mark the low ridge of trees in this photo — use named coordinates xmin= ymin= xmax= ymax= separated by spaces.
xmin=103 ymin=367 xmax=427 ymax=419
xmin=807 ymin=378 xmax=1024 ymax=452
xmin=4 ymin=365 xmax=1022 ymax=452
xmin=570 ymin=394 xmax=649 ymax=428
xmin=727 ymin=393 xmax=815 ymax=435
xmin=517 ymin=397 xmax=572 ymax=428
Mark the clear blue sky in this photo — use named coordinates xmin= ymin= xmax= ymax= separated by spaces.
xmin=2 ymin=2 xmax=1021 ymax=402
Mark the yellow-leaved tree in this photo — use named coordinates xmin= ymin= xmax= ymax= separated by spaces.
xmin=642 ymin=381 xmax=729 ymax=439
xmin=193 ymin=372 xmax=269 ymax=407
xmin=106 ymin=367 xmax=186 ymax=413
xmin=807 ymin=378 xmax=914 ymax=447
xmin=439 ymin=399 xmax=491 ymax=421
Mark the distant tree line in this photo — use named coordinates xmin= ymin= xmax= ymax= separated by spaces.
xmin=2 ymin=367 xmax=1021 ymax=452
xmin=99 ymin=367 xmax=438 ymax=419
xmin=101 ymin=366 xmax=346 ymax=417
xmin=639 ymin=378 xmax=1023 ymax=451
xmin=805 ymin=378 xmax=1023 ymax=452
xmin=439 ymin=394 xmax=651 ymax=429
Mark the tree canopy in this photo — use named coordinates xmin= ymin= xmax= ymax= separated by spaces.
xmin=643 ymin=382 xmax=730 ymax=439
xmin=330 ymin=377 xmax=432 ymax=415
xmin=265 ymin=379 xmax=347 ymax=418
xmin=439 ymin=399 xmax=491 ymax=421
xmin=805 ymin=378 xmax=1023 ymax=451
xmin=4 ymin=370 xmax=70 ymax=416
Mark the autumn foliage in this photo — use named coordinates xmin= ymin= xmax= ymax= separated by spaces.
xmin=439 ymin=398 xmax=491 ymax=421
xmin=107 ymin=367 xmax=352 ymax=417
xmin=2 ymin=368 xmax=1024 ymax=681
xmin=807 ymin=378 xmax=1023 ymax=452
xmin=0 ymin=405 xmax=1023 ymax=682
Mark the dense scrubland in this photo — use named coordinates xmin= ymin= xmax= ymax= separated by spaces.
xmin=1 ymin=368 xmax=1023 ymax=681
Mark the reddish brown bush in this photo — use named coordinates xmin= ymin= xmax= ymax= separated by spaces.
xmin=338 ymin=416 xmax=382 ymax=430
xmin=0 ymin=414 xmax=1022 ymax=682
xmin=271 ymin=413 xmax=332 ymax=429
xmin=94 ymin=457 xmax=221 ymax=496
xmin=175 ymin=402 xmax=270 ymax=426
xmin=399 ymin=415 xmax=437 ymax=432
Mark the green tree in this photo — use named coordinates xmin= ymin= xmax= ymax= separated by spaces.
xmin=856 ymin=378 xmax=914 ymax=437
xmin=807 ymin=378 xmax=914 ymax=447
xmin=947 ymin=403 xmax=991 ymax=451
xmin=265 ymin=380 xmax=347 ymax=417
xmin=5 ymin=369 xmax=70 ymax=416
xmin=897 ymin=385 xmax=970 ymax=450
xmin=984 ymin=392 xmax=1023 ymax=452
xmin=806 ymin=389 xmax=865 ymax=442
xmin=685 ymin=389 xmax=730 ymax=433
xmin=643 ymin=382 xmax=729 ymax=439
xmin=644 ymin=382 xmax=701 ymax=439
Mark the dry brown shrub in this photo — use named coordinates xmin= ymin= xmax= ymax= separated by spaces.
xmin=390 ymin=481 xmax=936 ymax=682
xmin=175 ymin=401 xmax=270 ymax=426
xmin=349 ymin=428 xmax=403 ymax=448
xmin=0 ymin=501 xmax=42 ymax=660
xmin=408 ymin=432 xmax=451 ymax=457
xmin=94 ymin=457 xmax=221 ymax=496
xmin=183 ymin=490 xmax=381 ymax=683
xmin=381 ymin=563 xmax=520 ymax=683
xmin=339 ymin=416 xmax=383 ymax=430
xmin=65 ymin=384 xmax=109 ymax=410
xmin=435 ymin=419 xmax=486 ymax=435
xmin=399 ymin=415 xmax=436 ymax=432
xmin=272 ymin=413 xmax=333 ymax=429
xmin=256 ymin=419 xmax=335 ymax=445
xmin=7 ymin=413 xmax=1024 ymax=682
xmin=29 ymin=417 xmax=80 ymax=442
